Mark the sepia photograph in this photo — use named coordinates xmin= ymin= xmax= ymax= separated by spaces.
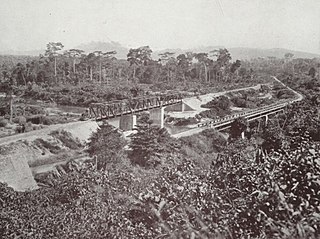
xmin=0 ymin=0 xmax=320 ymax=238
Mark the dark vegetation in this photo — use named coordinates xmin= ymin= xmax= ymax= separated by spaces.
xmin=198 ymin=84 xmax=293 ymax=120
xmin=1 ymin=90 xmax=320 ymax=238
xmin=0 ymin=43 xmax=260 ymax=113
xmin=1 ymin=51 xmax=320 ymax=238
xmin=33 ymin=130 xmax=83 ymax=155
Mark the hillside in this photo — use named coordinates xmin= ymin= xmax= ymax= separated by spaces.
xmin=74 ymin=41 xmax=129 ymax=59
xmin=154 ymin=46 xmax=320 ymax=60
xmin=229 ymin=47 xmax=320 ymax=60
xmin=0 ymin=41 xmax=130 ymax=59
xmin=1 ymin=41 xmax=319 ymax=60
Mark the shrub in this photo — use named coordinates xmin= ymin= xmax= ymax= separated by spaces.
xmin=0 ymin=118 xmax=8 ymax=127
xmin=231 ymin=96 xmax=247 ymax=107
xmin=34 ymin=138 xmax=61 ymax=154
xmin=201 ymin=95 xmax=230 ymax=110
xmin=50 ymin=130 xmax=83 ymax=150
xmin=42 ymin=116 xmax=54 ymax=125
xmin=199 ymin=107 xmax=231 ymax=118
xmin=18 ymin=116 xmax=27 ymax=125
xmin=173 ymin=117 xmax=198 ymax=126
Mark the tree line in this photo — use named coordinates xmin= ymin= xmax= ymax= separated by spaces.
xmin=0 ymin=42 xmax=253 ymax=88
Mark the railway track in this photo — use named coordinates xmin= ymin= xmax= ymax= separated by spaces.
xmin=172 ymin=76 xmax=303 ymax=138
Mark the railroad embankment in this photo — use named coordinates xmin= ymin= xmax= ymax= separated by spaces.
xmin=0 ymin=120 xmax=99 ymax=191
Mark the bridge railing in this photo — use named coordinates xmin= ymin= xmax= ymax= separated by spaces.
xmin=89 ymin=94 xmax=182 ymax=120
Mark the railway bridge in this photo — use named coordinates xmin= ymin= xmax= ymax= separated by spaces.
xmin=172 ymin=100 xmax=295 ymax=138
xmin=89 ymin=94 xmax=185 ymax=130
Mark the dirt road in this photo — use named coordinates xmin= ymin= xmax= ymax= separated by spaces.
xmin=0 ymin=120 xmax=99 ymax=146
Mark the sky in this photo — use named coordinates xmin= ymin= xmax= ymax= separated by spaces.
xmin=0 ymin=0 xmax=320 ymax=53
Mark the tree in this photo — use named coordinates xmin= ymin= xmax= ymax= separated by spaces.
xmin=127 ymin=48 xmax=140 ymax=79
xmin=127 ymin=46 xmax=152 ymax=80
xmin=194 ymin=53 xmax=209 ymax=82
xmin=12 ymin=63 xmax=27 ymax=86
xmin=84 ymin=52 xmax=97 ymax=81
xmin=101 ymin=51 xmax=117 ymax=84
xmin=261 ymin=118 xmax=285 ymax=152
xmin=230 ymin=60 xmax=241 ymax=74
xmin=44 ymin=42 xmax=64 ymax=77
xmin=159 ymin=52 xmax=175 ymax=81
xmin=177 ymin=53 xmax=191 ymax=82
xmin=284 ymin=52 xmax=294 ymax=60
xmin=87 ymin=123 xmax=126 ymax=170
xmin=229 ymin=117 xmax=248 ymax=139
xmin=212 ymin=48 xmax=232 ymax=66
xmin=64 ymin=49 xmax=84 ymax=74
xmin=93 ymin=51 xmax=117 ymax=83
xmin=129 ymin=122 xmax=178 ymax=167
xmin=284 ymin=52 xmax=294 ymax=73
xmin=0 ymin=78 xmax=14 ymax=122
xmin=308 ymin=67 xmax=316 ymax=78
xmin=211 ymin=48 xmax=232 ymax=81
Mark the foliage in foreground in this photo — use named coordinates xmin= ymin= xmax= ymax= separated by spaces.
xmin=1 ymin=96 xmax=320 ymax=238
xmin=1 ymin=132 xmax=320 ymax=238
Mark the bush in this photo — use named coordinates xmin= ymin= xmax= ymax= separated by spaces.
xmin=231 ymin=96 xmax=247 ymax=107
xmin=173 ymin=117 xmax=198 ymax=126
xmin=50 ymin=130 xmax=83 ymax=150
xmin=18 ymin=116 xmax=27 ymax=125
xmin=201 ymin=95 xmax=230 ymax=110
xmin=199 ymin=107 xmax=231 ymax=118
xmin=34 ymin=138 xmax=61 ymax=154
xmin=0 ymin=118 xmax=8 ymax=127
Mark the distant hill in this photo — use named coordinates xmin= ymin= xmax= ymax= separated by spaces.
xmin=154 ymin=47 xmax=320 ymax=60
xmin=228 ymin=47 xmax=320 ymax=60
xmin=1 ymin=41 xmax=319 ymax=60
xmin=0 ymin=49 xmax=44 ymax=56
xmin=0 ymin=41 xmax=130 ymax=59
xmin=74 ymin=41 xmax=129 ymax=59
xmin=153 ymin=46 xmax=223 ymax=59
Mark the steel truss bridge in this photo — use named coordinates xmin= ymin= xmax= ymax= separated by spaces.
xmin=89 ymin=94 xmax=182 ymax=120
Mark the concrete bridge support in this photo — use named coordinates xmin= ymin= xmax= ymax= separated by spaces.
xmin=265 ymin=114 xmax=269 ymax=126
xmin=119 ymin=114 xmax=137 ymax=131
xmin=150 ymin=107 xmax=164 ymax=128
xmin=181 ymin=102 xmax=185 ymax=112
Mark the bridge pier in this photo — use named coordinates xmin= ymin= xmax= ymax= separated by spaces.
xmin=181 ymin=101 xmax=185 ymax=112
xmin=265 ymin=114 xmax=269 ymax=126
xmin=119 ymin=114 xmax=137 ymax=131
xmin=149 ymin=107 xmax=164 ymax=128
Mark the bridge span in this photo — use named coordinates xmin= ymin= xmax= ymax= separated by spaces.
xmin=89 ymin=94 xmax=183 ymax=130
xmin=172 ymin=101 xmax=290 ymax=138
xmin=172 ymin=76 xmax=303 ymax=138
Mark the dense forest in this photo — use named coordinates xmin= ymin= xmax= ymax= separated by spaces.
xmin=0 ymin=42 xmax=262 ymax=108
xmin=1 ymin=43 xmax=319 ymax=106
xmin=1 ymin=42 xmax=320 ymax=238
